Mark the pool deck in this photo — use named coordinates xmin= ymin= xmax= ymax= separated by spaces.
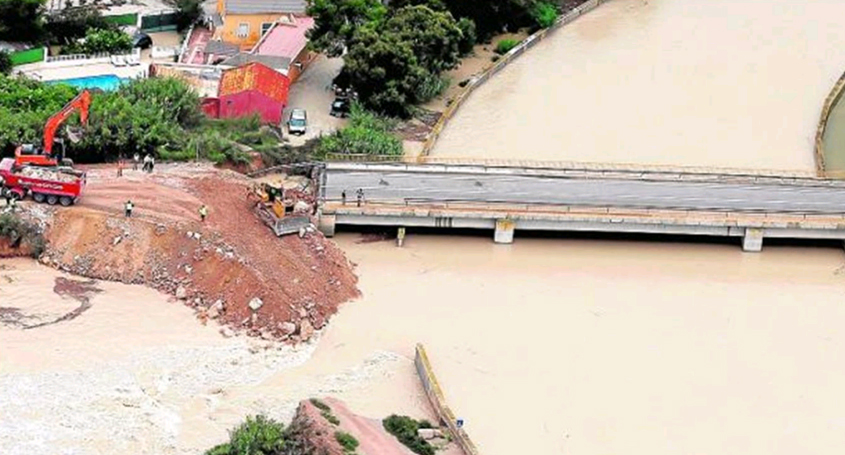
xmin=23 ymin=63 xmax=149 ymax=83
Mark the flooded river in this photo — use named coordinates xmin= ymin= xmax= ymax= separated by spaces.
xmin=5 ymin=234 xmax=845 ymax=455
xmin=333 ymin=234 xmax=845 ymax=455
xmin=433 ymin=0 xmax=845 ymax=171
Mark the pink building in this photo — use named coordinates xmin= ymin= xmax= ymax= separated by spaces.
xmin=209 ymin=62 xmax=291 ymax=124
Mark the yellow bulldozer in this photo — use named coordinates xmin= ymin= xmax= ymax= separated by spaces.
xmin=249 ymin=182 xmax=311 ymax=236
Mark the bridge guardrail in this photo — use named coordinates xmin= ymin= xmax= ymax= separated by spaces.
xmin=324 ymin=197 xmax=845 ymax=218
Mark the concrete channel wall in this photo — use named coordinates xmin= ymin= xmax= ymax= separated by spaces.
xmin=414 ymin=344 xmax=480 ymax=455
xmin=420 ymin=0 xmax=610 ymax=157
xmin=815 ymin=70 xmax=845 ymax=177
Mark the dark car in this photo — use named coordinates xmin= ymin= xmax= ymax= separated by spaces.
xmin=330 ymin=97 xmax=351 ymax=118
xmin=132 ymin=32 xmax=153 ymax=49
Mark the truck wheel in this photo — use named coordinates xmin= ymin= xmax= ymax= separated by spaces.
xmin=33 ymin=192 xmax=46 ymax=203
xmin=59 ymin=196 xmax=72 ymax=207
xmin=46 ymin=195 xmax=58 ymax=205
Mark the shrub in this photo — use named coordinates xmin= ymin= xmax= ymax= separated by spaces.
xmin=531 ymin=2 xmax=559 ymax=29
xmin=495 ymin=38 xmax=520 ymax=55
xmin=204 ymin=415 xmax=286 ymax=455
xmin=0 ymin=51 xmax=11 ymax=75
xmin=490 ymin=55 xmax=500 ymax=62
xmin=309 ymin=398 xmax=331 ymax=412
xmin=64 ymin=27 xmax=132 ymax=55
xmin=382 ymin=415 xmax=435 ymax=455
xmin=0 ymin=213 xmax=46 ymax=258
xmin=456 ymin=17 xmax=476 ymax=55
xmin=334 ymin=431 xmax=359 ymax=452
xmin=321 ymin=411 xmax=340 ymax=426
xmin=458 ymin=79 xmax=469 ymax=88
xmin=414 ymin=72 xmax=450 ymax=103
xmin=318 ymin=104 xmax=403 ymax=157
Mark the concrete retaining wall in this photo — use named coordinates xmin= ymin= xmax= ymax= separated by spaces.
xmin=419 ymin=0 xmax=609 ymax=158
xmin=815 ymin=70 xmax=845 ymax=177
xmin=414 ymin=344 xmax=480 ymax=455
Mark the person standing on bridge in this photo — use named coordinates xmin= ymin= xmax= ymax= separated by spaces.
xmin=356 ymin=188 xmax=364 ymax=207
xmin=341 ymin=190 xmax=347 ymax=205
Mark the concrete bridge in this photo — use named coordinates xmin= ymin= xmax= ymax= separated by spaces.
xmin=316 ymin=162 xmax=845 ymax=251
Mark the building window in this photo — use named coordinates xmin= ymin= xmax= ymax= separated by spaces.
xmin=236 ymin=23 xmax=249 ymax=38
xmin=261 ymin=22 xmax=273 ymax=36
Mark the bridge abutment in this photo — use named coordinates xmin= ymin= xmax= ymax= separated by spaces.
xmin=742 ymin=228 xmax=764 ymax=252
xmin=318 ymin=214 xmax=336 ymax=237
xmin=494 ymin=219 xmax=515 ymax=244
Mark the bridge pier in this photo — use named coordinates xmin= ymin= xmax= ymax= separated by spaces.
xmin=494 ymin=219 xmax=515 ymax=244
xmin=318 ymin=214 xmax=336 ymax=237
xmin=742 ymin=228 xmax=763 ymax=252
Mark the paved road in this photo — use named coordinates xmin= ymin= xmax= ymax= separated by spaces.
xmin=324 ymin=166 xmax=845 ymax=214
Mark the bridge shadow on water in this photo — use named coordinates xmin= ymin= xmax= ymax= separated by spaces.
xmin=335 ymin=226 xmax=845 ymax=251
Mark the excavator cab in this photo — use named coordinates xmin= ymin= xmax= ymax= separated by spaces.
xmin=15 ymin=90 xmax=90 ymax=168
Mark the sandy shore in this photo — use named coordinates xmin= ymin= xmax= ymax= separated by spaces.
xmin=0 ymin=258 xmax=427 ymax=455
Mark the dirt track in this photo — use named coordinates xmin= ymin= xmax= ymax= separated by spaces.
xmin=35 ymin=162 xmax=359 ymax=341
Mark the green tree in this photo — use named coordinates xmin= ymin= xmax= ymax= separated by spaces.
xmin=530 ymin=1 xmax=559 ymax=29
xmin=0 ymin=0 xmax=46 ymax=43
xmin=65 ymin=27 xmax=132 ymax=54
xmin=205 ymin=415 xmax=286 ymax=455
xmin=45 ymin=6 xmax=112 ymax=45
xmin=306 ymin=0 xmax=388 ymax=56
xmin=339 ymin=28 xmax=426 ymax=116
xmin=441 ymin=0 xmax=535 ymax=40
xmin=0 ymin=51 xmax=12 ymax=75
xmin=382 ymin=5 xmax=463 ymax=74
xmin=172 ymin=0 xmax=202 ymax=32
xmin=456 ymin=17 xmax=476 ymax=55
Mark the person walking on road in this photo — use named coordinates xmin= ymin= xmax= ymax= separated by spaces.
xmin=341 ymin=190 xmax=346 ymax=205
xmin=143 ymin=154 xmax=152 ymax=173
xmin=124 ymin=200 xmax=134 ymax=217
xmin=150 ymin=155 xmax=156 ymax=173
xmin=117 ymin=158 xmax=124 ymax=178
xmin=199 ymin=204 xmax=208 ymax=222
xmin=133 ymin=153 xmax=140 ymax=171
xmin=356 ymin=188 xmax=364 ymax=207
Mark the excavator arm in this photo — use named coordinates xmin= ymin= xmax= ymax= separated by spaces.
xmin=43 ymin=90 xmax=91 ymax=155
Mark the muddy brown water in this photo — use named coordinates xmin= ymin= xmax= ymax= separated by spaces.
xmin=432 ymin=0 xmax=845 ymax=171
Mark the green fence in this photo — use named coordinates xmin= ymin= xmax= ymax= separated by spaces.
xmin=141 ymin=12 xmax=179 ymax=32
xmin=9 ymin=47 xmax=45 ymax=66
xmin=104 ymin=13 xmax=139 ymax=26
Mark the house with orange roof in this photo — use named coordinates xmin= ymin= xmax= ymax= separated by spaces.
xmin=206 ymin=61 xmax=291 ymax=124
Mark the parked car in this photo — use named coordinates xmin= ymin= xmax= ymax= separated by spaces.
xmin=288 ymin=109 xmax=307 ymax=135
xmin=330 ymin=97 xmax=351 ymax=118
xmin=132 ymin=32 xmax=153 ymax=49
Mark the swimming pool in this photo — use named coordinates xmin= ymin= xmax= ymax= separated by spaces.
xmin=48 ymin=74 xmax=127 ymax=91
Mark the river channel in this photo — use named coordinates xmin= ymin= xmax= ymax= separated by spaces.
xmin=432 ymin=0 xmax=845 ymax=171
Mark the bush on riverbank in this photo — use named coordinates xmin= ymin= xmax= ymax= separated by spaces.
xmin=531 ymin=2 xmax=560 ymax=29
xmin=205 ymin=415 xmax=286 ymax=455
xmin=383 ymin=415 xmax=435 ymax=455
xmin=495 ymin=38 xmax=521 ymax=55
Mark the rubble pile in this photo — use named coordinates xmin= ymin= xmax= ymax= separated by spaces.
xmin=36 ymin=163 xmax=360 ymax=343
xmin=18 ymin=166 xmax=81 ymax=183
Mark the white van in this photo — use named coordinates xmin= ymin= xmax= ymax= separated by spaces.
xmin=288 ymin=109 xmax=307 ymax=135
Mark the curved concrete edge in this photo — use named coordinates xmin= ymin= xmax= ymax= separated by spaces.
xmin=419 ymin=0 xmax=610 ymax=158
xmin=414 ymin=343 xmax=480 ymax=455
xmin=815 ymin=70 xmax=845 ymax=177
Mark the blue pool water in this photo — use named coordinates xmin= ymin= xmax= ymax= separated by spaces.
xmin=49 ymin=74 xmax=126 ymax=91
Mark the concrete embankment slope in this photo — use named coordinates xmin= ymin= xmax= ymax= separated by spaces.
xmin=415 ymin=344 xmax=480 ymax=455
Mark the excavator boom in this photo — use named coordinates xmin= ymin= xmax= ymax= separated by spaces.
xmin=43 ymin=90 xmax=91 ymax=155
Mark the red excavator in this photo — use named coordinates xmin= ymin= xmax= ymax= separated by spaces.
xmin=14 ymin=90 xmax=91 ymax=168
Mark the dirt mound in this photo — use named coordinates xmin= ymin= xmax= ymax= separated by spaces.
xmin=288 ymin=398 xmax=420 ymax=455
xmin=38 ymin=163 xmax=359 ymax=342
